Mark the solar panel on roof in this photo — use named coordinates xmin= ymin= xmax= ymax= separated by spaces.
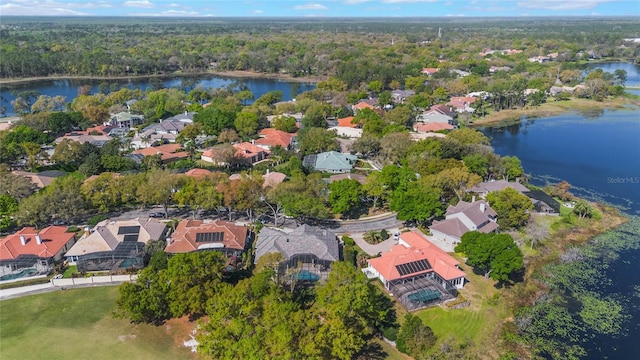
xmin=395 ymin=259 xmax=432 ymax=276
xmin=195 ymin=232 xmax=224 ymax=243
xmin=118 ymin=226 xmax=141 ymax=235
xmin=123 ymin=234 xmax=139 ymax=242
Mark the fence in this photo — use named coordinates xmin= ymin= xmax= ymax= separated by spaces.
xmin=51 ymin=274 xmax=137 ymax=287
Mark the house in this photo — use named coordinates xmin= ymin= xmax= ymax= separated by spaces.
xmin=255 ymin=225 xmax=341 ymax=282
xmin=109 ymin=112 xmax=145 ymax=129
xmin=165 ymin=219 xmax=249 ymax=259
xmin=450 ymin=69 xmax=471 ymax=77
xmin=263 ymin=170 xmax=287 ymax=188
xmin=429 ymin=200 xmax=498 ymax=251
xmin=391 ymin=90 xmax=415 ymax=104
xmin=415 ymin=110 xmax=455 ymax=125
xmin=420 ymin=68 xmax=439 ymax=76
xmin=364 ymin=231 xmax=464 ymax=311
xmin=327 ymin=173 xmax=367 ymax=184
xmin=527 ymin=190 xmax=560 ymax=214
xmin=352 ymin=99 xmax=378 ymax=112
xmin=65 ymin=218 xmax=168 ymax=272
xmin=12 ymin=170 xmax=66 ymax=189
xmin=303 ymin=151 xmax=358 ymax=173
xmin=184 ymin=168 xmax=213 ymax=178
xmin=255 ymin=128 xmax=297 ymax=150
xmin=447 ymin=96 xmax=477 ymax=113
xmin=528 ymin=55 xmax=551 ymax=63
xmin=413 ymin=122 xmax=454 ymax=133
xmin=329 ymin=126 xmax=363 ymax=138
xmin=234 ymin=142 xmax=270 ymax=164
xmin=0 ymin=226 xmax=76 ymax=278
xmin=429 ymin=104 xmax=456 ymax=118
xmin=54 ymin=133 xmax=112 ymax=148
xmin=489 ymin=65 xmax=512 ymax=73
xmin=132 ymin=143 xmax=189 ymax=164
xmin=468 ymin=180 xmax=530 ymax=198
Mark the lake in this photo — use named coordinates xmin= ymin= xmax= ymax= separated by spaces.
xmin=0 ymin=75 xmax=316 ymax=117
xmin=483 ymin=110 xmax=640 ymax=215
xmin=483 ymin=109 xmax=640 ymax=359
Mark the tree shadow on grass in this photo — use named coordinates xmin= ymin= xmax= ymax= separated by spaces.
xmin=354 ymin=340 xmax=388 ymax=360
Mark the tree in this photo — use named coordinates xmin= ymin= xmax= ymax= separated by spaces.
xmin=573 ymin=199 xmax=594 ymax=219
xmin=297 ymin=127 xmax=338 ymax=155
xmin=391 ymin=181 xmax=444 ymax=224
xmin=0 ymin=194 xmax=18 ymax=231
xmin=273 ymin=173 xmax=329 ymax=221
xmin=351 ymin=133 xmax=381 ymax=158
xmin=434 ymin=167 xmax=482 ymax=202
xmin=0 ymin=171 xmax=36 ymax=200
xmin=363 ymin=172 xmax=389 ymax=211
xmin=455 ymin=231 xmax=523 ymax=281
xmin=328 ymin=179 xmax=363 ymax=216
xmin=500 ymin=156 xmax=524 ymax=181
xmin=396 ymin=314 xmax=437 ymax=359
xmin=272 ymin=115 xmax=297 ymax=133
xmin=254 ymin=90 xmax=283 ymax=107
xmin=21 ymin=142 xmax=45 ymax=171
xmin=234 ymin=111 xmax=259 ymax=138
xmin=447 ymin=128 xmax=490 ymax=146
xmin=47 ymin=112 xmax=79 ymax=136
xmin=136 ymin=169 xmax=181 ymax=216
xmin=613 ymin=69 xmax=627 ymax=86
xmin=486 ymin=187 xmax=533 ymax=230
xmin=315 ymin=262 xmax=393 ymax=360
xmin=194 ymin=104 xmax=238 ymax=135
xmin=165 ymin=251 xmax=227 ymax=317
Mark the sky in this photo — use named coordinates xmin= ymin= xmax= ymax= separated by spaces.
xmin=0 ymin=0 xmax=638 ymax=18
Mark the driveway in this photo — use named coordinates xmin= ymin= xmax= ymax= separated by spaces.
xmin=344 ymin=230 xmax=401 ymax=256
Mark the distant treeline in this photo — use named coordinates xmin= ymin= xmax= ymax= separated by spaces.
xmin=1 ymin=17 xmax=638 ymax=83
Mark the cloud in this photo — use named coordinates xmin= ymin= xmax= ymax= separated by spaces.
xmin=517 ymin=0 xmax=614 ymax=10
xmin=123 ymin=0 xmax=154 ymax=8
xmin=344 ymin=0 xmax=371 ymax=4
xmin=253 ymin=9 xmax=264 ymax=14
xmin=135 ymin=9 xmax=202 ymax=16
xmin=0 ymin=1 xmax=110 ymax=15
xmin=294 ymin=3 xmax=328 ymax=10
xmin=168 ymin=3 xmax=180 ymax=7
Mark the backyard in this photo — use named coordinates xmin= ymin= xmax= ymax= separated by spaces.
xmin=0 ymin=287 xmax=197 ymax=360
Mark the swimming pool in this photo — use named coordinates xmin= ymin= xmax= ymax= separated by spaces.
xmin=0 ymin=268 xmax=38 ymax=281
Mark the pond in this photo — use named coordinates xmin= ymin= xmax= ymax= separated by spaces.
xmin=0 ymin=75 xmax=317 ymax=117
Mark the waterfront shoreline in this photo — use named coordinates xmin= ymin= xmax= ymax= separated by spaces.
xmin=470 ymin=97 xmax=640 ymax=126
xmin=0 ymin=70 xmax=325 ymax=86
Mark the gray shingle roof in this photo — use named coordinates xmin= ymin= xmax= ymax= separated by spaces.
xmin=468 ymin=180 xmax=530 ymax=194
xmin=254 ymin=225 xmax=340 ymax=264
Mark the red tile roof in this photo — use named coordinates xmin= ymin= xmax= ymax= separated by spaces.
xmin=255 ymin=128 xmax=296 ymax=148
xmin=430 ymin=104 xmax=456 ymax=117
xmin=337 ymin=116 xmax=359 ymax=128
xmin=353 ymin=101 xmax=375 ymax=110
xmin=367 ymin=231 xmax=464 ymax=282
xmin=132 ymin=144 xmax=189 ymax=163
xmin=165 ymin=220 xmax=248 ymax=253
xmin=413 ymin=123 xmax=454 ymax=133
xmin=447 ymin=96 xmax=477 ymax=110
xmin=234 ymin=142 xmax=270 ymax=159
xmin=263 ymin=171 xmax=286 ymax=187
xmin=0 ymin=226 xmax=75 ymax=261
xmin=421 ymin=67 xmax=439 ymax=75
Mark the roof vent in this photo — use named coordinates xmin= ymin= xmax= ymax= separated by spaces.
xmin=20 ymin=235 xmax=26 ymax=246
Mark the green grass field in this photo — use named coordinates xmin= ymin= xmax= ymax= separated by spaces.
xmin=0 ymin=287 xmax=196 ymax=360
xmin=415 ymin=306 xmax=486 ymax=345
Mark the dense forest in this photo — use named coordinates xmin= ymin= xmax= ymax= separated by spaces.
xmin=1 ymin=17 xmax=638 ymax=80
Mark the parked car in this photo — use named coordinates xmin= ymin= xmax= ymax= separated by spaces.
xmin=52 ymin=219 xmax=67 ymax=226
xmin=149 ymin=212 xmax=166 ymax=218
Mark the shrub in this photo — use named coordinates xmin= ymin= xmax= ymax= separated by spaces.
xmin=380 ymin=229 xmax=389 ymax=240
xmin=382 ymin=326 xmax=398 ymax=341
xmin=342 ymin=235 xmax=355 ymax=246
xmin=88 ymin=214 xmax=108 ymax=227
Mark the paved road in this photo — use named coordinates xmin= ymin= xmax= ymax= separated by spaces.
xmin=335 ymin=212 xmax=403 ymax=233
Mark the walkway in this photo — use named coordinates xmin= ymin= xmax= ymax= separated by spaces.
xmin=0 ymin=275 xmax=137 ymax=301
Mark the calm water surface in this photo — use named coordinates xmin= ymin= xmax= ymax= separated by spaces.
xmin=483 ymin=109 xmax=640 ymax=359
xmin=0 ymin=75 xmax=316 ymax=117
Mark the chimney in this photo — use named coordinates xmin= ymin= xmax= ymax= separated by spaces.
xmin=472 ymin=195 xmax=476 ymax=203
xmin=36 ymin=234 xmax=42 ymax=245
xmin=480 ymin=203 xmax=486 ymax=213
xmin=166 ymin=237 xmax=172 ymax=246
xmin=84 ymin=227 xmax=90 ymax=237
xmin=266 ymin=169 xmax=270 ymax=175
xmin=251 ymin=140 xmax=255 ymax=145
xmin=20 ymin=235 xmax=26 ymax=246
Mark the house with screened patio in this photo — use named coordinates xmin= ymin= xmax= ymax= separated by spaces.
xmin=363 ymin=231 xmax=465 ymax=310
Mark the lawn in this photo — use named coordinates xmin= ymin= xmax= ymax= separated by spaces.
xmin=0 ymin=287 xmax=197 ymax=360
